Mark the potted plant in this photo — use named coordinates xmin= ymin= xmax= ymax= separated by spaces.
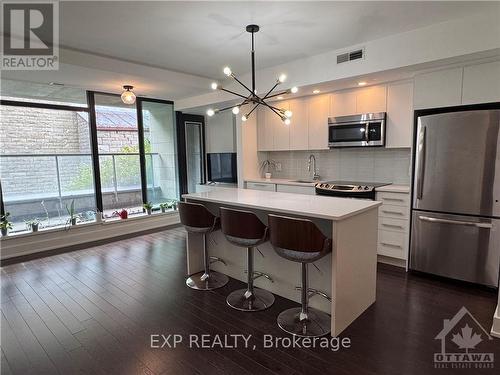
xmin=1 ymin=212 xmax=13 ymax=236
xmin=143 ymin=202 xmax=153 ymax=215
xmin=66 ymin=200 xmax=77 ymax=226
xmin=159 ymin=202 xmax=169 ymax=213
xmin=25 ymin=218 xmax=40 ymax=232
xmin=260 ymin=159 xmax=277 ymax=179
xmin=170 ymin=200 xmax=178 ymax=211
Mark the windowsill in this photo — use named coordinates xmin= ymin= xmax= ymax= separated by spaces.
xmin=0 ymin=210 xmax=179 ymax=241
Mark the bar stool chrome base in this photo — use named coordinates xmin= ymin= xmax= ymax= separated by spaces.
xmin=186 ymin=271 xmax=228 ymax=290
xmin=277 ymin=307 xmax=331 ymax=337
xmin=226 ymin=288 xmax=275 ymax=311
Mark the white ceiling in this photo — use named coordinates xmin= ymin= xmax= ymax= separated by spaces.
xmin=59 ymin=1 xmax=497 ymax=79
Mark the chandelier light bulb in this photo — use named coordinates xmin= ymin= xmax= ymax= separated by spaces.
xmin=223 ymin=66 xmax=232 ymax=76
xmin=232 ymin=106 xmax=240 ymax=115
xmin=121 ymin=85 xmax=136 ymax=105
xmin=278 ymin=74 xmax=287 ymax=83
xmin=207 ymin=108 xmax=215 ymax=116
xmin=284 ymin=110 xmax=293 ymax=118
xmin=211 ymin=82 xmax=218 ymax=90
xmin=284 ymin=118 xmax=291 ymax=125
xmin=290 ymin=86 xmax=299 ymax=94
xmin=241 ymin=115 xmax=248 ymax=122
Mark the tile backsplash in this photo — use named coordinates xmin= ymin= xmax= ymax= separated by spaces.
xmin=260 ymin=148 xmax=412 ymax=185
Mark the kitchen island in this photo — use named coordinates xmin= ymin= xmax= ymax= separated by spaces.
xmin=182 ymin=188 xmax=381 ymax=336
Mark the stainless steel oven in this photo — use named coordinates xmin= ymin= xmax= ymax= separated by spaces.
xmin=328 ymin=112 xmax=386 ymax=148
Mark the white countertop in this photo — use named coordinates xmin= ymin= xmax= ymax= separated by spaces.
xmin=376 ymin=184 xmax=410 ymax=193
xmin=183 ymin=188 xmax=381 ymax=221
xmin=246 ymin=178 xmax=410 ymax=193
xmin=245 ymin=177 xmax=319 ymax=187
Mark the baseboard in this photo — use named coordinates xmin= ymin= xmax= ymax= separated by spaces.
xmin=1 ymin=213 xmax=180 ymax=265
xmin=377 ymin=254 xmax=406 ymax=268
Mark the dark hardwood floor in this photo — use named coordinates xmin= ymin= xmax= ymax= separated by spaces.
xmin=1 ymin=227 xmax=498 ymax=375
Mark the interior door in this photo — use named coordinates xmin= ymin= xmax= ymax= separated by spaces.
xmin=176 ymin=113 xmax=206 ymax=195
xmin=410 ymin=211 xmax=500 ymax=287
xmin=413 ymin=110 xmax=500 ymax=217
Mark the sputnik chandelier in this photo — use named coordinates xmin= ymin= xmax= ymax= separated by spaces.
xmin=207 ymin=24 xmax=298 ymax=125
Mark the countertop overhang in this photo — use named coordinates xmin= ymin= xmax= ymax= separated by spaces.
xmin=183 ymin=188 xmax=381 ymax=221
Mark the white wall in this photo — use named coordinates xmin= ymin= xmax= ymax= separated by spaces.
xmin=176 ymin=12 xmax=500 ymax=110
xmin=236 ymin=109 xmax=260 ymax=187
xmin=205 ymin=111 xmax=236 ymax=153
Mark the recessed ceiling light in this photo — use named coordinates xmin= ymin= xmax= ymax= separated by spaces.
xmin=312 ymin=89 xmax=321 ymax=94
xmin=277 ymin=96 xmax=284 ymax=100
xmin=358 ymin=81 xmax=367 ymax=86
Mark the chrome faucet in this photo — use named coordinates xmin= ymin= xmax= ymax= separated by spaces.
xmin=308 ymin=154 xmax=320 ymax=180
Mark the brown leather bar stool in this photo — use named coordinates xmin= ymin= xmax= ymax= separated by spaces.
xmin=178 ymin=201 xmax=228 ymax=290
xmin=220 ymin=207 xmax=275 ymax=311
xmin=268 ymin=214 xmax=332 ymax=337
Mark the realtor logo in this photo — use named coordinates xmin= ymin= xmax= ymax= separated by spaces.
xmin=2 ymin=1 xmax=59 ymax=69
xmin=434 ymin=306 xmax=494 ymax=369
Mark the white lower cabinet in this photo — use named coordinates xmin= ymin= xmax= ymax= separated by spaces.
xmin=276 ymin=184 xmax=315 ymax=195
xmin=376 ymin=191 xmax=410 ymax=260
xmin=246 ymin=182 xmax=276 ymax=192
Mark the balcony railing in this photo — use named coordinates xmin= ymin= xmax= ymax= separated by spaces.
xmin=0 ymin=152 xmax=159 ymax=206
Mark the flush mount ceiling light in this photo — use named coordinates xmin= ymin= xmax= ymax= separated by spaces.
xmin=358 ymin=81 xmax=367 ymax=86
xmin=121 ymin=85 xmax=136 ymax=105
xmin=207 ymin=24 xmax=298 ymax=124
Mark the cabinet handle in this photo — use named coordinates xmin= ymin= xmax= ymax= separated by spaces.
xmin=381 ymin=210 xmax=404 ymax=215
xmin=381 ymin=242 xmax=402 ymax=249
xmin=382 ymin=223 xmax=405 ymax=229
xmin=382 ymin=197 xmax=405 ymax=202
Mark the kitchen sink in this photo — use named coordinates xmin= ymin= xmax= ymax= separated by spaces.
xmin=290 ymin=179 xmax=321 ymax=184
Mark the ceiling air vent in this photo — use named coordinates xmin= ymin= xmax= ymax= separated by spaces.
xmin=336 ymin=48 xmax=364 ymax=64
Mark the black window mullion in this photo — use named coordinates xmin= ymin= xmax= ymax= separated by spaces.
xmin=86 ymin=91 xmax=103 ymax=213
xmin=0 ymin=180 xmax=5 ymax=217
xmin=136 ymin=98 xmax=148 ymax=205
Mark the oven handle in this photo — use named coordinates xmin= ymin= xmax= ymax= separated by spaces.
xmin=418 ymin=215 xmax=492 ymax=229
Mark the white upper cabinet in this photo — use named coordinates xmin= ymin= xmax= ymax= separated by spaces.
xmin=414 ymin=67 xmax=463 ymax=109
xmin=356 ymin=85 xmax=387 ymax=114
xmin=288 ymin=98 xmax=309 ymax=150
xmin=386 ymin=81 xmax=414 ymax=149
xmin=270 ymin=101 xmax=289 ymax=151
xmin=256 ymin=107 xmax=273 ymax=151
xmin=307 ymin=94 xmax=330 ymax=150
xmin=462 ymin=61 xmax=500 ymax=105
xmin=330 ymin=90 xmax=357 ymax=117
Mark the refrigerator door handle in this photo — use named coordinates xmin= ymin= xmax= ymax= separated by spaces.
xmin=416 ymin=126 xmax=426 ymax=199
xmin=418 ymin=215 xmax=493 ymax=229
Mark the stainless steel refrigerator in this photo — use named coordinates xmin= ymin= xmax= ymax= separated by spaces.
xmin=410 ymin=108 xmax=500 ymax=287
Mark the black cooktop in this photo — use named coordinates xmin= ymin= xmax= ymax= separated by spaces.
xmin=322 ymin=181 xmax=391 ymax=188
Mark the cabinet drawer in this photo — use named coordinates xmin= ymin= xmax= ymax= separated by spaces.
xmin=379 ymin=204 xmax=409 ymax=219
xmin=378 ymin=217 xmax=409 ymax=233
xmin=246 ymin=182 xmax=276 ymax=192
xmin=378 ymin=230 xmax=407 ymax=259
xmin=376 ymin=192 xmax=409 ymax=207
xmin=276 ymin=184 xmax=315 ymax=195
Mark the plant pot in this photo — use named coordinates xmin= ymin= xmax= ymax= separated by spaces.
xmin=161 ymin=207 xmax=166 ymax=213
xmin=1 ymin=227 xmax=7 ymax=236
xmin=31 ymin=223 xmax=39 ymax=232
xmin=146 ymin=208 xmax=152 ymax=215
xmin=265 ymin=172 xmax=272 ymax=179
xmin=71 ymin=218 xmax=77 ymax=226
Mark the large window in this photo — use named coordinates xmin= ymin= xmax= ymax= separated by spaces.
xmin=0 ymin=84 xmax=178 ymax=235
xmin=0 ymin=100 xmax=96 ymax=232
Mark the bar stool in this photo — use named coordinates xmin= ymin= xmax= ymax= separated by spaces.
xmin=178 ymin=201 xmax=228 ymax=290
xmin=268 ymin=214 xmax=332 ymax=337
xmin=219 ymin=207 xmax=275 ymax=311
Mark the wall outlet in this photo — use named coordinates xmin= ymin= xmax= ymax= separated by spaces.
xmin=275 ymin=162 xmax=282 ymax=171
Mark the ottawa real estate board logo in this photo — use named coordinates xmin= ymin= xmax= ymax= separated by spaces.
xmin=2 ymin=1 xmax=59 ymax=70
xmin=434 ymin=306 xmax=494 ymax=369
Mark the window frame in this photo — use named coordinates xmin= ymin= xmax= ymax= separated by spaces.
xmin=0 ymin=91 xmax=177 ymax=225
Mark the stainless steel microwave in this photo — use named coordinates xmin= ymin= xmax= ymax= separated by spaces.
xmin=328 ymin=112 xmax=386 ymax=148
